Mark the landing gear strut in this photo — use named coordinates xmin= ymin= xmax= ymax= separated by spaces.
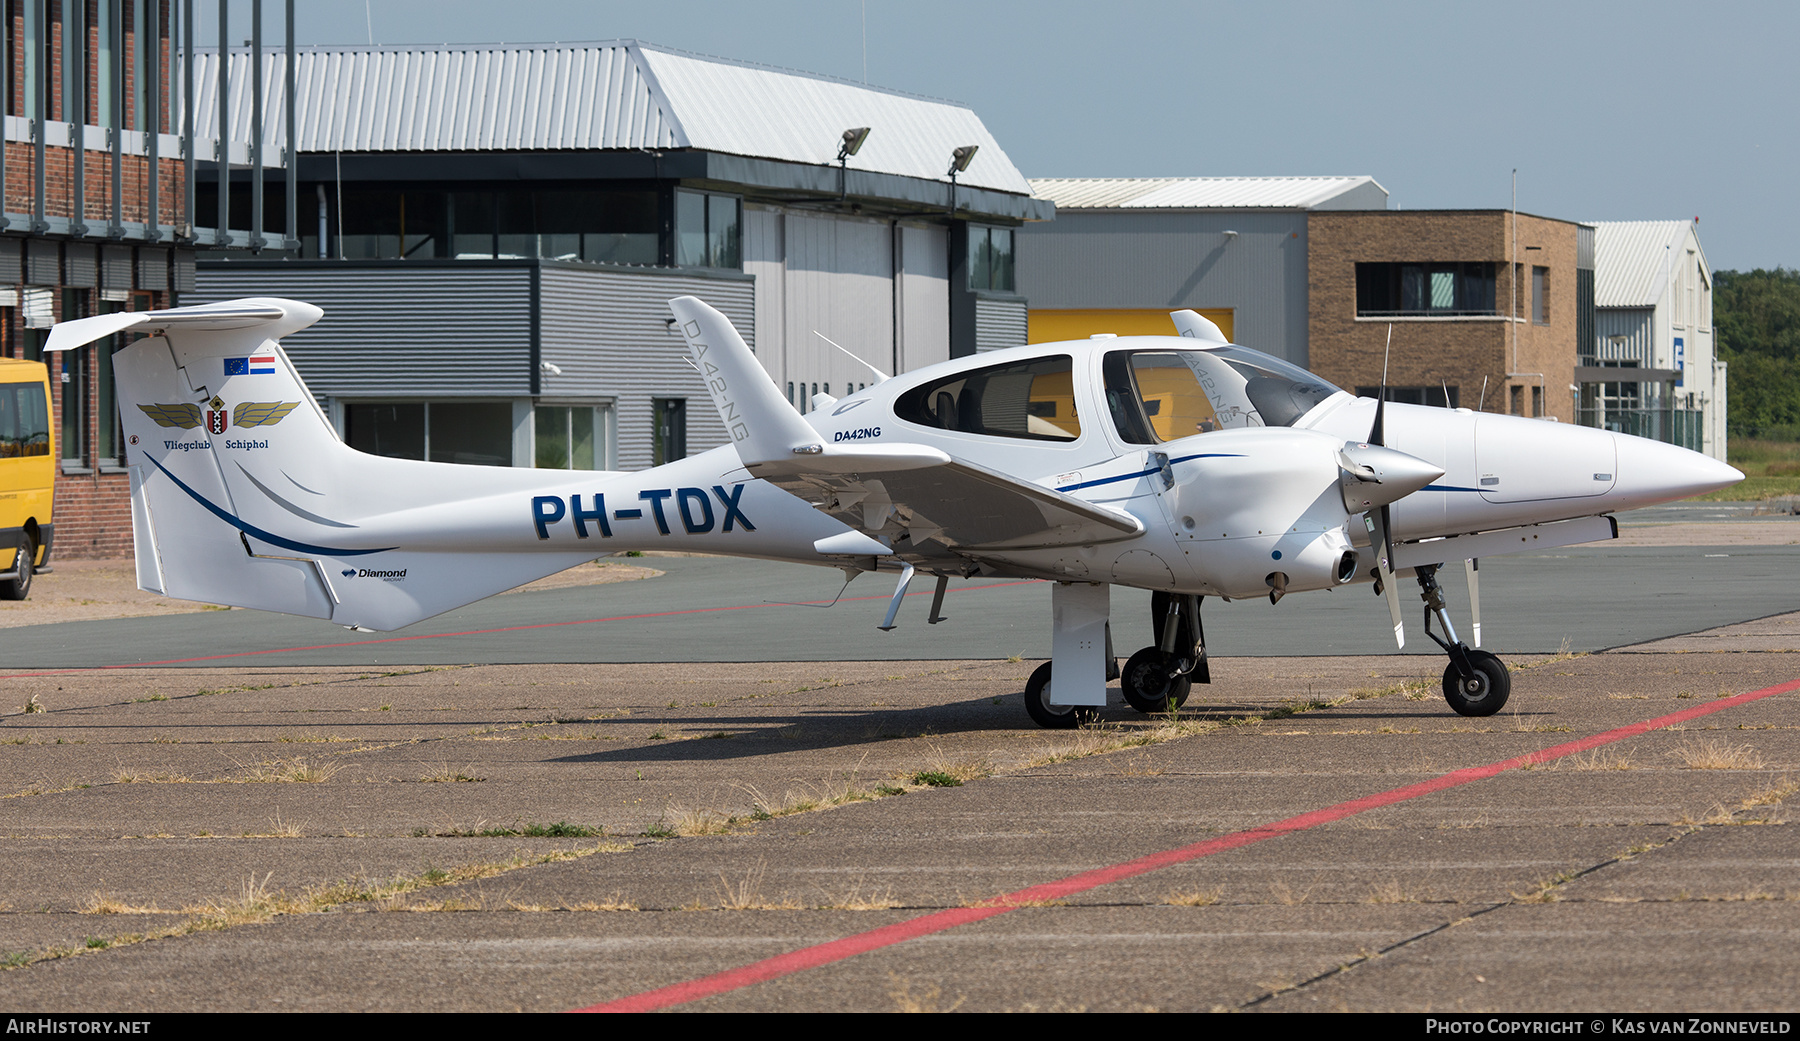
xmin=1123 ymin=592 xmax=1211 ymax=714
xmin=1415 ymin=564 xmax=1509 ymax=716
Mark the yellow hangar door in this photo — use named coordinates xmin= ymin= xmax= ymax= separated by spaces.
xmin=1027 ymin=308 xmax=1235 ymax=345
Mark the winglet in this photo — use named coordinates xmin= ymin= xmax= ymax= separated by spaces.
xmin=1170 ymin=309 xmax=1230 ymax=345
xmin=669 ymin=296 xmax=823 ymax=466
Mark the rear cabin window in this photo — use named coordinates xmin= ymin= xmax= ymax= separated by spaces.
xmin=895 ymin=356 xmax=1080 ymax=442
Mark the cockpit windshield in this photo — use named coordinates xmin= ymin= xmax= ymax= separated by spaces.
xmin=1104 ymin=346 xmax=1342 ymax=444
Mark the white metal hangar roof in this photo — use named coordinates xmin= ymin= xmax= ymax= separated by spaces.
xmin=1590 ymin=220 xmax=1706 ymax=308
xmin=183 ymin=40 xmax=1034 ymax=197
xmin=1028 ymin=175 xmax=1388 ymax=211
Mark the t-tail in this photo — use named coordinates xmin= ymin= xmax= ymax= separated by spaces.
xmin=47 ymin=298 xmax=853 ymax=631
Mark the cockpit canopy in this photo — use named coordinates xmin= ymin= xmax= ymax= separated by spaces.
xmin=1104 ymin=346 xmax=1341 ymax=444
xmin=888 ymin=342 xmax=1343 ymax=446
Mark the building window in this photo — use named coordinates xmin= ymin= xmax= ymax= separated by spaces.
xmin=674 ymin=190 xmax=742 ymax=269
xmin=1533 ymin=266 xmax=1549 ymax=325
xmin=307 ymin=187 xmax=660 ymax=265
xmin=1532 ymin=385 xmax=1544 ymax=418
xmin=968 ymin=225 xmax=1015 ymax=292
xmin=60 ymin=291 xmax=86 ymax=467
xmin=535 ymin=404 xmax=612 ymax=470
xmin=652 ymin=399 xmax=687 ymax=465
xmin=1355 ymin=263 xmax=1497 ymax=317
xmin=344 ymin=401 xmax=513 ymax=466
xmin=1509 ymin=385 xmax=1524 ymax=417
xmin=1354 ymin=386 xmax=1459 ymax=409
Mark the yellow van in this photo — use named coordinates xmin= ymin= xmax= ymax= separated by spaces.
xmin=0 ymin=358 xmax=53 ymax=599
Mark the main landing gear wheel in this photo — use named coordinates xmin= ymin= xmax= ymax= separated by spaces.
xmin=1443 ymin=650 xmax=1509 ymax=717
xmin=1121 ymin=648 xmax=1191 ymax=714
xmin=1024 ymin=662 xmax=1099 ymax=730
xmin=1 ymin=533 xmax=33 ymax=601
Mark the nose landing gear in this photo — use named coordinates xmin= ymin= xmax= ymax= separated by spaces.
xmin=1122 ymin=592 xmax=1211 ymax=714
xmin=1415 ymin=564 xmax=1509 ymax=716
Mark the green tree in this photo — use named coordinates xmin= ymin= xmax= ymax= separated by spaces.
xmin=1717 ymin=268 xmax=1800 ymax=437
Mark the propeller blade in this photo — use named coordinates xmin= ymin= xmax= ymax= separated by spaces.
xmin=1365 ymin=506 xmax=1404 ymax=649
xmin=1464 ymin=557 xmax=1482 ymax=648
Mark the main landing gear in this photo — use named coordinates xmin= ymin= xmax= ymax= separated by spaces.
xmin=1120 ymin=592 xmax=1211 ymax=715
xmin=1414 ymin=564 xmax=1509 ymax=716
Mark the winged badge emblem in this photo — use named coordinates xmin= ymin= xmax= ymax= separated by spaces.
xmin=136 ymin=403 xmax=203 ymax=429
xmin=232 ymin=401 xmax=301 ymax=428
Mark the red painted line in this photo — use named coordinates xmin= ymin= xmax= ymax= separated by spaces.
xmin=576 ymin=674 xmax=1800 ymax=1013
xmin=0 ymin=580 xmax=1035 ymax=677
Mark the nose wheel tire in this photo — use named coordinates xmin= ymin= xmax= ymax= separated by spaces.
xmin=1443 ymin=650 xmax=1509 ymax=716
xmin=1121 ymin=647 xmax=1192 ymax=715
xmin=1 ymin=533 xmax=34 ymax=601
xmin=1024 ymin=662 xmax=1099 ymax=729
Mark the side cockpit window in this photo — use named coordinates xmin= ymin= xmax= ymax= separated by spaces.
xmin=895 ymin=356 xmax=1081 ymax=442
xmin=1104 ymin=347 xmax=1340 ymax=444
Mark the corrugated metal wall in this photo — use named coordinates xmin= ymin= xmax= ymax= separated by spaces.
xmin=897 ymin=223 xmax=949 ymax=373
xmin=974 ymin=297 xmax=1027 ymax=352
xmin=1016 ymin=210 xmax=1311 ymax=365
xmin=190 ymin=264 xmax=535 ymax=397
xmin=538 ymin=265 xmax=754 ymax=469
xmin=1595 ymin=307 xmax=1653 ymax=363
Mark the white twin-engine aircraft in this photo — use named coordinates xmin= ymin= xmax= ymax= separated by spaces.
xmin=48 ymin=296 xmax=1741 ymax=729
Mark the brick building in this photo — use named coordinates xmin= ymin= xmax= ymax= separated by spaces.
xmin=1307 ymin=210 xmax=1592 ymax=420
xmin=4 ymin=1 xmax=280 ymax=560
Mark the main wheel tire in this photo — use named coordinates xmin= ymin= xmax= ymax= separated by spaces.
xmin=1443 ymin=650 xmax=1509 ymax=716
xmin=0 ymin=533 xmax=33 ymax=601
xmin=1023 ymin=662 xmax=1099 ymax=729
xmin=1121 ymin=647 xmax=1192 ymax=714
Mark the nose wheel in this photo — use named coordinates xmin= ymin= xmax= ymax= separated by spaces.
xmin=1443 ymin=650 xmax=1509 ymax=716
xmin=1416 ymin=564 xmax=1510 ymax=717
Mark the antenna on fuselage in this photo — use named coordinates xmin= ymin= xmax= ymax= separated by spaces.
xmin=813 ymin=331 xmax=890 ymax=384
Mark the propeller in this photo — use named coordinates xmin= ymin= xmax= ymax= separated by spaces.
xmin=1368 ymin=326 xmax=1406 ymax=648
xmin=1464 ymin=557 xmax=1482 ymax=647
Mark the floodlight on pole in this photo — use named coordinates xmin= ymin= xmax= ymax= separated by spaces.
xmin=837 ymin=127 xmax=871 ymax=200
xmin=946 ymin=145 xmax=978 ymax=214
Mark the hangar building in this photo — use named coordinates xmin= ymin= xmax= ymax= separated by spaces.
xmin=188 ymin=41 xmax=1048 ymax=472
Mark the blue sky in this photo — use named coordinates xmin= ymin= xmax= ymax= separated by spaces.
xmin=216 ymin=0 xmax=1795 ymax=271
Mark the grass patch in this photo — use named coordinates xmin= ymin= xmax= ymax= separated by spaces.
xmin=419 ymin=821 xmax=603 ymax=838
xmin=910 ymin=770 xmax=961 ymax=788
xmin=1165 ymin=886 xmax=1224 ymax=907
xmin=1669 ymin=738 xmax=1765 ymax=770
xmin=1697 ymin=438 xmax=1800 ymax=500
xmin=418 ymin=766 xmax=486 ymax=783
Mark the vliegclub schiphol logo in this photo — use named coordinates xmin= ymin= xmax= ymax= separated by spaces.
xmin=139 ymin=399 xmax=300 ymax=438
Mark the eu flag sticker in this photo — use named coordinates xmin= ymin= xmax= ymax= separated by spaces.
xmin=225 ymin=355 xmax=277 ymax=376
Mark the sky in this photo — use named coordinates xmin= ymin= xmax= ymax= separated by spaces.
xmin=206 ymin=0 xmax=1797 ymax=271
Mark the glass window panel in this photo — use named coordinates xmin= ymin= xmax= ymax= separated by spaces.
xmin=451 ymin=192 xmax=495 ymax=259
xmin=429 ymin=402 xmax=513 ymax=467
xmin=707 ymin=194 xmax=741 ymax=268
xmin=991 ymin=228 xmax=1014 ymax=291
xmin=0 ymin=385 xmax=18 ymax=457
xmin=896 ymin=356 xmax=1080 ymax=442
xmin=535 ymin=405 xmax=570 ymax=468
xmin=1430 ymin=269 xmax=1455 ymax=309
xmin=496 ymin=192 xmax=535 ymax=259
xmin=675 ymin=191 xmax=706 ymax=267
xmin=346 ymin=403 xmax=425 ymax=460
xmin=399 ymin=191 xmax=446 ymax=259
xmin=969 ymin=227 xmax=991 ymax=290
xmin=571 ymin=408 xmax=595 ymax=470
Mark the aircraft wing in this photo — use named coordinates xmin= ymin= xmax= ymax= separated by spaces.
xmin=667 ymin=296 xmax=1142 ymax=555
xmin=754 ymin=450 xmax=1142 ymax=552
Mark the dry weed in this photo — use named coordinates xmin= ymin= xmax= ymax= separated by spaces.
xmin=888 ymin=973 xmax=965 ymax=1013
xmin=1669 ymin=739 xmax=1765 ymax=770
xmin=1165 ymin=886 xmax=1224 ymax=907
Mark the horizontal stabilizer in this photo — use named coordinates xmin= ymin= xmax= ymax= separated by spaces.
xmin=45 ymin=299 xmax=319 ymax=353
